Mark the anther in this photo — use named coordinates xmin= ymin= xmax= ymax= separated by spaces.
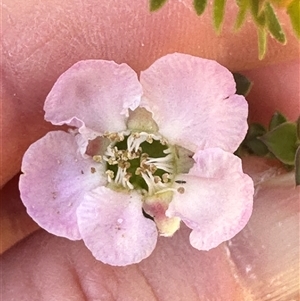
xmin=177 ymin=187 xmax=185 ymax=194
xmin=93 ymin=155 xmax=102 ymax=163
xmin=160 ymin=138 xmax=167 ymax=145
xmin=141 ymin=153 xmax=149 ymax=160
xmin=135 ymin=167 xmax=142 ymax=175
xmin=105 ymin=170 xmax=114 ymax=182
xmin=124 ymin=173 xmax=132 ymax=181
xmin=149 ymin=164 xmax=157 ymax=174
xmin=118 ymin=161 xmax=126 ymax=169
xmin=146 ymin=135 xmax=153 ymax=143
xmin=132 ymin=132 xmax=140 ymax=138
xmin=162 ymin=173 xmax=170 ymax=183
xmin=108 ymin=158 xmax=117 ymax=165
xmin=153 ymin=176 xmax=161 ymax=183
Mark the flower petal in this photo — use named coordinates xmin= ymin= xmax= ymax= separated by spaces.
xmin=44 ymin=60 xmax=143 ymax=140
xmin=19 ymin=131 xmax=106 ymax=240
xmin=140 ymin=53 xmax=248 ymax=152
xmin=77 ymin=187 xmax=158 ymax=266
xmin=166 ymin=148 xmax=254 ymax=250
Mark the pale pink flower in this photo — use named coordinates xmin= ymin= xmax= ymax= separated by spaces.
xmin=19 ymin=53 xmax=254 ymax=266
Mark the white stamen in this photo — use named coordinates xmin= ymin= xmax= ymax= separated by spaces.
xmin=144 ymin=154 xmax=174 ymax=173
xmin=163 ymin=148 xmax=172 ymax=154
xmin=102 ymin=130 xmax=175 ymax=194
xmin=127 ymin=133 xmax=148 ymax=153
xmin=141 ymin=171 xmax=168 ymax=195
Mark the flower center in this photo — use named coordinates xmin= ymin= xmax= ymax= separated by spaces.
xmin=97 ymin=131 xmax=176 ymax=195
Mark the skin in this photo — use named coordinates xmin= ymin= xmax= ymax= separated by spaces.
xmin=1 ymin=0 xmax=299 ymax=300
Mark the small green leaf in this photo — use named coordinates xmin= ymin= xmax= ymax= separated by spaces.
xmin=233 ymin=72 xmax=253 ymax=96
xmin=287 ymin=0 xmax=300 ymax=39
xmin=269 ymin=111 xmax=287 ymax=130
xmin=295 ymin=146 xmax=300 ymax=186
xmin=235 ymin=0 xmax=250 ymax=30
xmin=265 ymin=2 xmax=286 ymax=44
xmin=213 ymin=0 xmax=226 ymax=32
xmin=247 ymin=123 xmax=267 ymax=139
xmin=297 ymin=116 xmax=300 ymax=139
xmin=258 ymin=27 xmax=267 ymax=60
xmin=244 ymin=123 xmax=269 ymax=156
xmin=194 ymin=0 xmax=208 ymax=16
xmin=150 ymin=0 xmax=168 ymax=11
xmin=245 ymin=138 xmax=270 ymax=156
xmin=249 ymin=0 xmax=266 ymax=27
xmin=260 ymin=122 xmax=298 ymax=165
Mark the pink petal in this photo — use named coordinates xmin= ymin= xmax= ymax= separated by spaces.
xmin=166 ymin=148 xmax=254 ymax=250
xmin=44 ymin=60 xmax=143 ymax=140
xmin=19 ymin=131 xmax=106 ymax=240
xmin=77 ymin=187 xmax=158 ymax=266
xmin=140 ymin=53 xmax=248 ymax=152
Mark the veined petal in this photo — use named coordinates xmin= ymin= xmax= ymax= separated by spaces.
xmin=166 ymin=148 xmax=254 ymax=250
xmin=140 ymin=53 xmax=248 ymax=152
xmin=77 ymin=187 xmax=158 ymax=266
xmin=44 ymin=60 xmax=143 ymax=140
xmin=19 ymin=131 xmax=106 ymax=240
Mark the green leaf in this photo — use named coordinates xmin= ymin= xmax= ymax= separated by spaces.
xmin=213 ymin=0 xmax=226 ymax=32
xmin=258 ymin=27 xmax=267 ymax=60
xmin=265 ymin=2 xmax=286 ymax=44
xmin=233 ymin=72 xmax=253 ymax=96
xmin=247 ymin=123 xmax=267 ymax=139
xmin=244 ymin=123 xmax=269 ymax=156
xmin=245 ymin=138 xmax=270 ymax=156
xmin=297 ymin=116 xmax=300 ymax=139
xmin=287 ymin=0 xmax=300 ymax=39
xmin=259 ymin=122 xmax=298 ymax=165
xmin=295 ymin=146 xmax=300 ymax=186
xmin=194 ymin=0 xmax=208 ymax=16
xmin=269 ymin=111 xmax=287 ymax=131
xmin=249 ymin=0 xmax=266 ymax=27
xmin=235 ymin=0 xmax=250 ymax=30
xmin=150 ymin=0 xmax=168 ymax=11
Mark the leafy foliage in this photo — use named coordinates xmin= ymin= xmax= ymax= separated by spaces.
xmin=232 ymin=73 xmax=299 ymax=185
xmin=235 ymin=0 xmax=250 ymax=29
xmin=258 ymin=27 xmax=267 ymax=60
xmin=236 ymin=109 xmax=300 ymax=186
xmin=243 ymin=0 xmax=287 ymax=59
xmin=269 ymin=111 xmax=287 ymax=130
xmin=149 ymin=0 xmax=299 ymax=59
xmin=295 ymin=146 xmax=300 ymax=185
xmin=296 ymin=117 xmax=300 ymax=186
xmin=240 ymin=123 xmax=270 ymax=156
xmin=259 ymin=122 xmax=298 ymax=165
xmin=194 ymin=0 xmax=208 ymax=16
xmin=213 ymin=0 xmax=227 ymax=32
xmin=265 ymin=2 xmax=286 ymax=43
xmin=233 ymin=72 xmax=253 ymax=96
xmin=150 ymin=0 xmax=168 ymax=11
xmin=287 ymin=0 xmax=300 ymax=38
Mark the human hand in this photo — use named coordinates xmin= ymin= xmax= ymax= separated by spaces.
xmin=1 ymin=1 xmax=299 ymax=300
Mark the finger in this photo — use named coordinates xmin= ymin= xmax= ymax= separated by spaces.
xmin=1 ymin=0 xmax=299 ymax=186
xmin=1 ymin=230 xmax=247 ymax=300
xmin=230 ymin=157 xmax=300 ymax=300
xmin=0 ymin=174 xmax=39 ymax=254
xmin=1 ymin=157 xmax=298 ymax=300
